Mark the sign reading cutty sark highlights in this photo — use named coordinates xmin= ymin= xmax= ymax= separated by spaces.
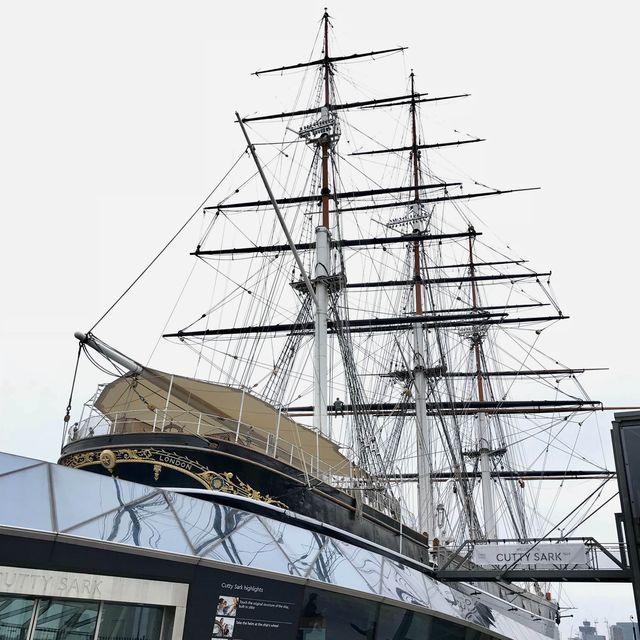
xmin=210 ymin=574 xmax=303 ymax=640
xmin=472 ymin=543 xmax=590 ymax=569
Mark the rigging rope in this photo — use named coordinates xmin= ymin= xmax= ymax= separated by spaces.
xmin=87 ymin=150 xmax=246 ymax=333
xmin=62 ymin=342 xmax=83 ymax=438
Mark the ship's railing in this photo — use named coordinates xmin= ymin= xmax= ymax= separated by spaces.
xmin=66 ymin=408 xmax=349 ymax=478
xmin=66 ymin=407 xmax=409 ymax=523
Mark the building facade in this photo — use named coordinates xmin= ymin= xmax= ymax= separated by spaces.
xmin=0 ymin=450 xmax=558 ymax=640
xmin=610 ymin=621 xmax=639 ymax=640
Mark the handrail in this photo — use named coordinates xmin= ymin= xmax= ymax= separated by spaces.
xmin=65 ymin=406 xmax=410 ymax=523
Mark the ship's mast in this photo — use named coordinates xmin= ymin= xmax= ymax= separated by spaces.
xmin=313 ymin=9 xmax=332 ymax=438
xmin=142 ymin=13 xmax=615 ymax=550
xmin=468 ymin=228 xmax=497 ymax=539
xmin=409 ymin=71 xmax=434 ymax=536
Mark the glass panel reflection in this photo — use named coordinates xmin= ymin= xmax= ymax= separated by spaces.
xmin=65 ymin=491 xmax=192 ymax=555
xmin=299 ymin=588 xmax=378 ymax=640
xmin=0 ymin=465 xmax=52 ymax=531
xmin=0 ymin=595 xmax=35 ymax=640
xmin=378 ymin=559 xmax=431 ymax=608
xmin=490 ymin=612 xmax=520 ymax=640
xmin=261 ymin=518 xmax=324 ymax=576
xmin=207 ymin=516 xmax=291 ymax=573
xmin=333 ymin=541 xmax=383 ymax=592
xmin=308 ymin=540 xmax=374 ymax=592
xmin=0 ymin=453 xmax=45 ymax=477
xmin=52 ymin=466 xmax=157 ymax=531
xmin=98 ymin=603 xmax=163 ymax=640
xmin=443 ymin=590 xmax=497 ymax=633
xmin=422 ymin=575 xmax=460 ymax=617
xmin=32 ymin=598 xmax=98 ymax=640
xmin=167 ymin=492 xmax=250 ymax=557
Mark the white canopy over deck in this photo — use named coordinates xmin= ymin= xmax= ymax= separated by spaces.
xmin=95 ymin=369 xmax=357 ymax=477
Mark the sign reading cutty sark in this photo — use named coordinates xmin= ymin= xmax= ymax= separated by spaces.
xmin=472 ymin=543 xmax=590 ymax=569
xmin=210 ymin=574 xmax=303 ymax=640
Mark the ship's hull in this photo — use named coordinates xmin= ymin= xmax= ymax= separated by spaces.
xmin=60 ymin=433 xmax=432 ymax=563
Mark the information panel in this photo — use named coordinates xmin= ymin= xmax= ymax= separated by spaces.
xmin=209 ymin=574 xmax=303 ymax=640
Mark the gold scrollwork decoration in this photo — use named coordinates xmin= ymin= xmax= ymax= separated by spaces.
xmin=60 ymin=451 xmax=98 ymax=468
xmin=61 ymin=446 xmax=287 ymax=508
xmin=200 ymin=470 xmax=233 ymax=491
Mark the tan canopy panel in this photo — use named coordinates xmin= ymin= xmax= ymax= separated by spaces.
xmin=95 ymin=368 xmax=357 ymax=476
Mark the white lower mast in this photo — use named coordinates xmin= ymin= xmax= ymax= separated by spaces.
xmin=314 ymin=226 xmax=330 ymax=437
xmin=478 ymin=411 xmax=496 ymax=539
xmin=413 ymin=317 xmax=434 ymax=535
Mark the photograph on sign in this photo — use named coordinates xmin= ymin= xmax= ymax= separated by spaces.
xmin=212 ymin=616 xmax=236 ymax=638
xmin=217 ymin=596 xmax=239 ymax=618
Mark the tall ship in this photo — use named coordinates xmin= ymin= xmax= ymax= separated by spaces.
xmin=56 ymin=11 xmax=611 ymax=640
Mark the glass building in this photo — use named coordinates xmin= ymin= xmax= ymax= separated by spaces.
xmin=0 ymin=451 xmax=557 ymax=640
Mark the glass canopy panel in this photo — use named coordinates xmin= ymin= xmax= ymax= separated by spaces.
xmin=0 ymin=452 xmax=45 ymax=476
xmin=308 ymin=539 xmax=375 ymax=593
xmin=491 ymin=614 xmax=520 ymax=640
xmin=525 ymin=622 xmax=550 ymax=640
xmin=206 ymin=516 xmax=291 ymax=573
xmin=260 ymin=517 xmax=325 ymax=577
xmin=52 ymin=465 xmax=157 ymax=531
xmin=166 ymin=492 xmax=250 ymax=557
xmin=0 ymin=594 xmax=36 ymax=640
xmin=466 ymin=601 xmax=510 ymax=636
xmin=32 ymin=598 xmax=99 ymax=640
xmin=490 ymin=610 xmax=539 ymax=640
xmin=332 ymin=539 xmax=384 ymax=592
xmin=378 ymin=559 xmax=432 ymax=608
xmin=64 ymin=491 xmax=193 ymax=555
xmin=422 ymin=575 xmax=460 ymax=617
xmin=0 ymin=464 xmax=52 ymax=531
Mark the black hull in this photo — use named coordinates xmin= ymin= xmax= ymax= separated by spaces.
xmin=60 ymin=433 xmax=432 ymax=564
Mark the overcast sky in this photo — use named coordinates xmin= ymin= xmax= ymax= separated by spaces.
xmin=1 ymin=1 xmax=638 ymax=636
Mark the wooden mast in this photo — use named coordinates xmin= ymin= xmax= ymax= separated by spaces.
xmin=410 ymin=71 xmax=423 ymax=316
xmin=469 ymin=230 xmax=485 ymax=403
xmin=468 ymin=228 xmax=497 ymax=539
xmin=321 ymin=8 xmax=331 ymax=228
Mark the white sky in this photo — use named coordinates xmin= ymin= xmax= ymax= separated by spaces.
xmin=0 ymin=1 xmax=638 ymax=636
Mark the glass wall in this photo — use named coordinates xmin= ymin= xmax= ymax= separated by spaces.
xmin=0 ymin=595 xmax=35 ymax=640
xmin=298 ymin=589 xmax=379 ymax=640
xmin=98 ymin=603 xmax=163 ymax=640
xmin=32 ymin=599 xmax=99 ymax=640
xmin=0 ymin=595 xmax=164 ymax=640
xmin=297 ymin=589 xmax=494 ymax=640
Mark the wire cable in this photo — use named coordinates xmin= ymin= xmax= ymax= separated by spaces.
xmin=87 ymin=150 xmax=246 ymax=333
